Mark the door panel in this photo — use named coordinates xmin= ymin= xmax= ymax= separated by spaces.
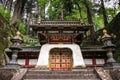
xmin=49 ymin=48 xmax=72 ymax=70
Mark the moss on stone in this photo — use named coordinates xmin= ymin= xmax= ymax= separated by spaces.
xmin=0 ymin=13 xmax=15 ymax=66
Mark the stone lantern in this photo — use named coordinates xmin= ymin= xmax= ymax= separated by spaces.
xmin=98 ymin=29 xmax=120 ymax=68
xmin=5 ymin=31 xmax=23 ymax=68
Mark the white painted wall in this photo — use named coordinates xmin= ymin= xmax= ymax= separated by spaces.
xmin=84 ymin=59 xmax=93 ymax=65
xmin=29 ymin=59 xmax=38 ymax=65
xmin=96 ymin=59 xmax=105 ymax=64
xmin=17 ymin=59 xmax=25 ymax=65
xmin=36 ymin=44 xmax=85 ymax=68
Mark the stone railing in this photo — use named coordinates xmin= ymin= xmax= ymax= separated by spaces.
xmin=95 ymin=67 xmax=113 ymax=80
xmin=29 ymin=18 xmax=83 ymax=25
xmin=11 ymin=68 xmax=27 ymax=80
xmin=40 ymin=21 xmax=81 ymax=25
xmin=29 ymin=18 xmax=37 ymax=24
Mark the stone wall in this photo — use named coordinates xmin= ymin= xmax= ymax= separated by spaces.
xmin=0 ymin=69 xmax=16 ymax=80
xmin=0 ymin=13 xmax=15 ymax=66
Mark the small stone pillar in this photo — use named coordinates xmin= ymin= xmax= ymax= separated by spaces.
xmin=4 ymin=31 xmax=23 ymax=68
xmin=98 ymin=29 xmax=120 ymax=68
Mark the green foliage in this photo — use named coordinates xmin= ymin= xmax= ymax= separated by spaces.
xmin=0 ymin=39 xmax=8 ymax=66
xmin=0 ymin=6 xmax=11 ymax=20
xmin=93 ymin=14 xmax=104 ymax=31
xmin=0 ymin=7 xmax=16 ymax=66
xmin=38 ymin=0 xmax=49 ymax=7
xmin=38 ymin=0 xmax=49 ymax=18
xmin=24 ymin=39 xmax=39 ymax=46
xmin=19 ymin=22 xmax=25 ymax=34
xmin=65 ymin=9 xmax=80 ymax=19
xmin=0 ymin=23 xmax=10 ymax=66
xmin=21 ymin=35 xmax=40 ymax=46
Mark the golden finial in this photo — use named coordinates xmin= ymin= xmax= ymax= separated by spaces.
xmin=97 ymin=36 xmax=101 ymax=41
xmin=103 ymin=29 xmax=107 ymax=34
xmin=16 ymin=31 xmax=20 ymax=36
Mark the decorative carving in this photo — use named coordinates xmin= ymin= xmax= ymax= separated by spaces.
xmin=49 ymin=48 xmax=73 ymax=70
xmin=49 ymin=33 xmax=72 ymax=42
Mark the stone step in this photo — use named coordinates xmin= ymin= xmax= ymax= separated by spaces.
xmin=23 ymin=79 xmax=101 ymax=80
xmin=27 ymin=70 xmax=95 ymax=74
xmin=28 ymin=68 xmax=95 ymax=72
xmin=23 ymin=68 xmax=101 ymax=80
xmin=29 ymin=68 xmax=94 ymax=71
xmin=24 ymin=73 xmax=99 ymax=79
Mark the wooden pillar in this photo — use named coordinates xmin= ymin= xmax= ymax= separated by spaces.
xmin=93 ymin=57 xmax=96 ymax=66
xmin=25 ymin=53 xmax=29 ymax=66
xmin=104 ymin=58 xmax=107 ymax=64
xmin=47 ymin=38 xmax=50 ymax=43
xmin=72 ymin=34 xmax=75 ymax=43
xmin=72 ymin=38 xmax=75 ymax=43
xmin=92 ymin=53 xmax=96 ymax=66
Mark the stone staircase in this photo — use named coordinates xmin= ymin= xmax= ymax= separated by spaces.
xmin=22 ymin=68 xmax=101 ymax=80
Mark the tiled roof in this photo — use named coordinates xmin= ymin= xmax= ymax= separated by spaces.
xmin=30 ymin=20 xmax=92 ymax=31
xmin=5 ymin=46 xmax=106 ymax=53
xmin=5 ymin=46 xmax=41 ymax=52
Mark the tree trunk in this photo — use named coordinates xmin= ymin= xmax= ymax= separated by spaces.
xmin=12 ymin=0 xmax=27 ymax=23
xmin=5 ymin=0 xmax=13 ymax=11
xmin=76 ymin=3 xmax=82 ymax=19
xmin=60 ymin=9 xmax=64 ymax=20
xmin=26 ymin=13 xmax=32 ymax=35
xmin=101 ymin=0 xmax=108 ymax=27
xmin=84 ymin=0 xmax=95 ymax=42
xmin=0 ymin=0 xmax=7 ymax=8
xmin=12 ymin=0 xmax=22 ymax=23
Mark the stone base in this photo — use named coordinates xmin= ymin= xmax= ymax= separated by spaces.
xmin=104 ymin=62 xmax=120 ymax=68
xmin=35 ymin=66 xmax=49 ymax=70
xmin=4 ymin=63 xmax=22 ymax=69
xmin=73 ymin=65 xmax=86 ymax=69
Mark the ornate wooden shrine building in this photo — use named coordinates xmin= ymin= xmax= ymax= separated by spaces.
xmin=5 ymin=20 xmax=108 ymax=69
